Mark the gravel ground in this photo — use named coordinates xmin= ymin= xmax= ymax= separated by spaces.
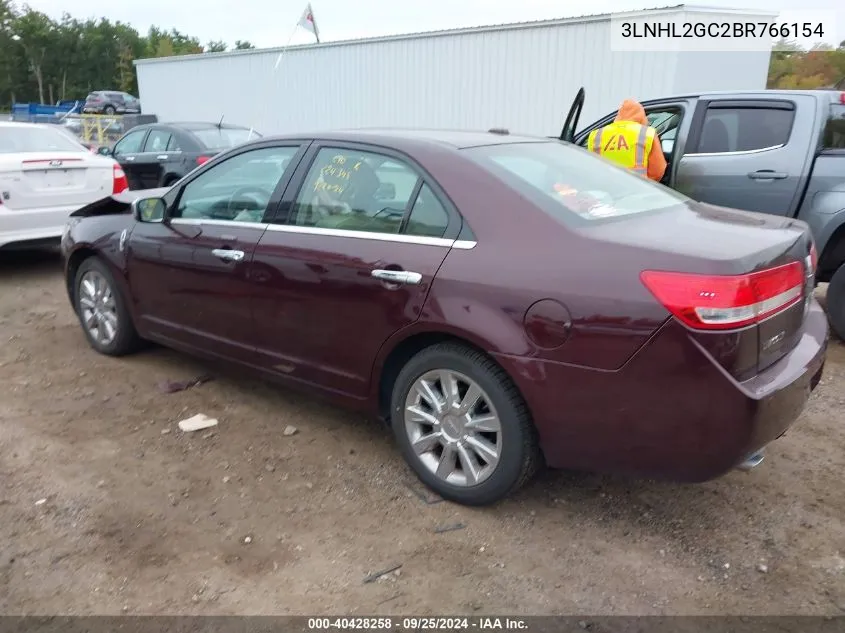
xmin=0 ymin=249 xmax=843 ymax=616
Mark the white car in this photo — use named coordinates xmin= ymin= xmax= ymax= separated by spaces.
xmin=0 ymin=121 xmax=128 ymax=249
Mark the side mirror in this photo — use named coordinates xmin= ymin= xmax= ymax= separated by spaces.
xmin=132 ymin=196 xmax=167 ymax=223
xmin=97 ymin=146 xmax=112 ymax=156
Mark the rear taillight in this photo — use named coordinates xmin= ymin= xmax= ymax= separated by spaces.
xmin=196 ymin=156 xmax=212 ymax=166
xmin=112 ymin=164 xmax=128 ymax=194
xmin=640 ymin=262 xmax=805 ymax=330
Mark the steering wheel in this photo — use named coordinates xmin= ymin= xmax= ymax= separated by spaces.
xmin=226 ymin=186 xmax=273 ymax=217
xmin=333 ymin=207 xmax=403 ymax=231
xmin=371 ymin=207 xmax=404 ymax=221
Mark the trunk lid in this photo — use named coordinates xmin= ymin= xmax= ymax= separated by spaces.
xmin=0 ymin=152 xmax=115 ymax=211
xmin=587 ymin=201 xmax=814 ymax=377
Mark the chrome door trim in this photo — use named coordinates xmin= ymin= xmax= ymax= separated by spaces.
xmin=168 ymin=218 xmax=477 ymax=249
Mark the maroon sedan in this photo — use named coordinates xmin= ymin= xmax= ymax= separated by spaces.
xmin=60 ymin=129 xmax=828 ymax=506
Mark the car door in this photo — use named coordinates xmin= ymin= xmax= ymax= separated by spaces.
xmin=572 ymin=97 xmax=697 ymax=187
xmin=249 ymin=143 xmax=461 ymax=398
xmin=122 ymin=93 xmax=141 ymax=113
xmin=132 ymin=127 xmax=173 ymax=189
xmin=111 ymin=128 xmax=149 ymax=189
xmin=107 ymin=92 xmax=126 ymax=113
xmin=126 ymin=142 xmax=308 ymax=364
xmin=672 ymin=95 xmax=816 ymax=217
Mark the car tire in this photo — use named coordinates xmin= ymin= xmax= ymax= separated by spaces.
xmin=826 ymin=263 xmax=845 ymax=341
xmin=73 ymin=257 xmax=142 ymax=356
xmin=390 ymin=342 xmax=542 ymax=506
xmin=103 ymin=105 xmax=116 ymax=115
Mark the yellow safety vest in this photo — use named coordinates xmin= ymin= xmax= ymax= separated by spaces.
xmin=587 ymin=121 xmax=656 ymax=178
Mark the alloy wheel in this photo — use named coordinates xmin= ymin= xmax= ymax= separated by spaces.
xmin=403 ymin=369 xmax=503 ymax=487
xmin=78 ymin=270 xmax=119 ymax=346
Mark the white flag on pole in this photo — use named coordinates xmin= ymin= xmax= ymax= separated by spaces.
xmin=298 ymin=3 xmax=320 ymax=41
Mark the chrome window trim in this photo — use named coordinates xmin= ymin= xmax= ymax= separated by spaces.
xmin=168 ymin=218 xmax=477 ymax=249
xmin=685 ymin=144 xmax=785 ymax=158
xmin=170 ymin=218 xmax=268 ymax=230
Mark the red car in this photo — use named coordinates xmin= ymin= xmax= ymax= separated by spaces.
xmin=60 ymin=130 xmax=828 ymax=506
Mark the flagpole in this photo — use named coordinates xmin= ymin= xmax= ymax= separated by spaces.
xmin=259 ymin=21 xmax=299 ymax=132
xmin=274 ymin=22 xmax=300 ymax=70
xmin=259 ymin=4 xmax=318 ymax=133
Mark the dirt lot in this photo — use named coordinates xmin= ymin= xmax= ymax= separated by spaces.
xmin=1 ymin=249 xmax=844 ymax=616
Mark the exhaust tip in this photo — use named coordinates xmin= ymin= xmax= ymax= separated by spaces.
xmin=737 ymin=450 xmax=765 ymax=472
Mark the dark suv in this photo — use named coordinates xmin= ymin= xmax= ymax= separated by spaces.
xmin=83 ymin=91 xmax=142 ymax=116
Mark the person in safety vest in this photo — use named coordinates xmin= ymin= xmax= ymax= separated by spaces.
xmin=586 ymin=99 xmax=667 ymax=182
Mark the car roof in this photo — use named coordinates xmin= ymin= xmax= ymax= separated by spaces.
xmin=169 ymin=122 xmax=253 ymax=131
xmin=642 ymin=89 xmax=841 ymax=104
xmin=0 ymin=121 xmax=56 ymax=129
xmin=258 ymin=128 xmax=553 ymax=150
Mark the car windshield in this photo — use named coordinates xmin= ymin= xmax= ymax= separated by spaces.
xmin=0 ymin=125 xmax=88 ymax=154
xmin=464 ymin=140 xmax=689 ymax=223
xmin=192 ymin=127 xmax=262 ymax=150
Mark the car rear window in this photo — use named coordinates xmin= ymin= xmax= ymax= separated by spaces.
xmin=0 ymin=126 xmax=87 ymax=154
xmin=192 ymin=127 xmax=261 ymax=150
xmin=464 ymin=141 xmax=689 ymax=224
xmin=823 ymin=104 xmax=845 ymax=150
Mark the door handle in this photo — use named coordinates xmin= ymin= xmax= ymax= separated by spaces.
xmin=748 ymin=170 xmax=788 ymax=180
xmin=124 ymin=156 xmax=135 ymax=161
xmin=157 ymin=155 xmax=168 ymax=160
xmin=212 ymin=248 xmax=245 ymax=262
xmin=371 ymin=269 xmax=422 ymax=285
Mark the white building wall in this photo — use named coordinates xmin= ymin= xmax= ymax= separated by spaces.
xmin=135 ymin=6 xmax=771 ymax=137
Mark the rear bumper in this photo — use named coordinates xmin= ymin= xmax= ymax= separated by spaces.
xmin=0 ymin=205 xmax=78 ymax=249
xmin=493 ymin=299 xmax=829 ymax=482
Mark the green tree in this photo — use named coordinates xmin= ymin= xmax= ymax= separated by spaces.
xmin=155 ymin=36 xmax=175 ymax=58
xmin=11 ymin=6 xmax=57 ymax=103
xmin=206 ymin=40 xmax=227 ymax=52
xmin=234 ymin=40 xmax=255 ymax=49
xmin=0 ymin=3 xmax=253 ymax=106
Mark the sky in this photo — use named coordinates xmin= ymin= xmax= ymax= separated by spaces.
xmin=17 ymin=0 xmax=844 ymax=50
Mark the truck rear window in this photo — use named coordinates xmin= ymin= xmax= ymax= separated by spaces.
xmin=823 ymin=105 xmax=845 ymax=149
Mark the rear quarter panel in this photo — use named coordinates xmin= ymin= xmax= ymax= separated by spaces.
xmin=390 ymin=144 xmax=672 ymax=372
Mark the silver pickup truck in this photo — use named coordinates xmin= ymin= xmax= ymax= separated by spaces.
xmin=561 ymin=89 xmax=845 ymax=339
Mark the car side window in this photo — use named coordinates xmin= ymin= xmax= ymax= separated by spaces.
xmin=291 ymin=147 xmax=421 ymax=234
xmin=404 ymin=184 xmax=449 ymax=238
xmin=166 ymin=135 xmax=183 ymax=152
xmin=144 ymin=130 xmax=172 ymax=153
xmin=173 ymin=146 xmax=299 ymax=223
xmin=822 ymin=104 xmax=845 ymax=150
xmin=694 ymin=105 xmax=794 ymax=154
xmin=113 ymin=130 xmax=146 ymax=156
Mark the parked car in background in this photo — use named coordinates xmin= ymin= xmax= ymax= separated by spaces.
xmin=560 ymin=88 xmax=845 ymax=339
xmin=99 ymin=122 xmax=262 ymax=190
xmin=61 ymin=129 xmax=827 ymax=505
xmin=83 ymin=91 xmax=142 ymax=115
xmin=0 ymin=121 xmax=127 ymax=250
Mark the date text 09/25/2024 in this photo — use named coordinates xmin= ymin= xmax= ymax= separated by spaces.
xmin=307 ymin=617 xmax=529 ymax=630
xmin=620 ymin=21 xmax=826 ymax=38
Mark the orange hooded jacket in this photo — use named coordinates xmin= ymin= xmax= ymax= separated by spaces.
xmin=612 ymin=99 xmax=667 ymax=183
